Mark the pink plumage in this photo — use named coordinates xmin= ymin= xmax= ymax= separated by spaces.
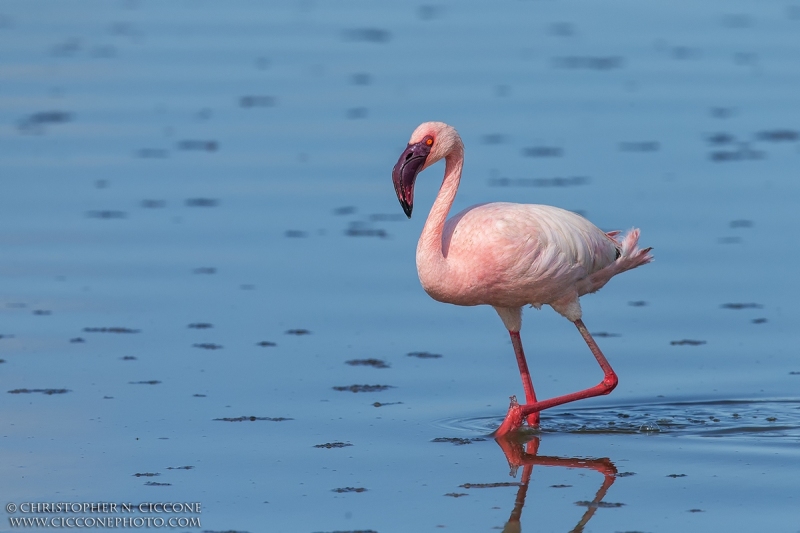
xmin=392 ymin=122 xmax=653 ymax=436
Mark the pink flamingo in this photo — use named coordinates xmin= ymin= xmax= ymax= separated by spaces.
xmin=391 ymin=122 xmax=653 ymax=436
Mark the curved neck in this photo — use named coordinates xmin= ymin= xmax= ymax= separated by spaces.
xmin=417 ymin=149 xmax=463 ymax=264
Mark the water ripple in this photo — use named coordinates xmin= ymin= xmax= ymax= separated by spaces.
xmin=437 ymin=398 xmax=800 ymax=438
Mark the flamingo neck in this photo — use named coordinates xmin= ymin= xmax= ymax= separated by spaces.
xmin=417 ymin=149 xmax=463 ymax=270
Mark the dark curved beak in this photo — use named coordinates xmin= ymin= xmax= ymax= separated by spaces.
xmin=392 ymin=141 xmax=431 ymax=218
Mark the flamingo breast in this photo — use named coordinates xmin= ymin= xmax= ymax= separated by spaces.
xmin=417 ymin=203 xmax=618 ymax=308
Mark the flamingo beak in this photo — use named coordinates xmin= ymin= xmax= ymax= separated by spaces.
xmin=392 ymin=141 xmax=431 ymax=218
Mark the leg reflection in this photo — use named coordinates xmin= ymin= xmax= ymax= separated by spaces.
xmin=494 ymin=435 xmax=618 ymax=533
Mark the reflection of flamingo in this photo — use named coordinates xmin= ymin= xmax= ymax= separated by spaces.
xmin=392 ymin=122 xmax=652 ymax=436
xmin=493 ymin=436 xmax=618 ymax=533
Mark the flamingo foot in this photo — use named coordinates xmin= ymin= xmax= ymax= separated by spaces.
xmin=493 ymin=396 xmax=540 ymax=437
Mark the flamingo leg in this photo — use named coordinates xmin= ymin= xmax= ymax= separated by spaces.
xmin=509 ymin=331 xmax=540 ymax=427
xmin=494 ymin=319 xmax=618 ymax=436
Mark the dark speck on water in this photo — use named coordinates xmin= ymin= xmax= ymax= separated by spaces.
xmin=144 ymin=482 xmax=171 ymax=487
xmin=166 ymin=466 xmax=194 ymax=470
xmin=667 ymin=474 xmax=687 ymax=478
xmin=619 ymin=141 xmax=660 ymax=152
xmin=372 ymin=401 xmax=402 ymax=407
xmin=314 ymin=442 xmax=353 ymax=449
xmin=444 ymin=493 xmax=468 ymax=498
xmin=432 ymin=437 xmax=486 ymax=445
xmin=460 ymin=482 xmax=520 ymax=489
xmin=551 ymin=484 xmax=572 ymax=488
xmin=33 ymin=309 xmax=52 ymax=315
xmin=552 ymin=56 xmax=624 ymax=70
xmin=256 ymin=341 xmax=277 ymax=347
xmin=188 ymin=323 xmax=213 ymax=329
xmin=628 ymin=300 xmax=648 ymax=307
xmin=346 ymin=359 xmax=390 ymax=369
xmin=84 ymin=327 xmax=140 ymax=333
xmin=239 ymin=95 xmax=275 ymax=108
xmin=214 ymin=416 xmax=293 ymax=422
xmin=128 ymin=380 xmax=161 ymax=385
xmin=8 ymin=388 xmax=70 ymax=395
xmin=193 ymin=343 xmax=222 ymax=350
xmin=752 ymin=318 xmax=768 ymax=324
xmin=522 ymin=145 xmax=563 ymax=157
xmin=133 ymin=472 xmax=159 ymax=477
xmin=756 ymin=129 xmax=798 ymax=142
xmin=481 ymin=133 xmax=507 ymax=144
xmin=592 ymin=332 xmax=621 ymax=338
xmin=407 ymin=351 xmax=442 ymax=359
xmin=140 ymin=199 xmax=167 ymax=208
xmin=120 ymin=356 xmax=137 ymax=360
xmin=721 ymin=302 xmax=763 ymax=309
xmin=333 ymin=384 xmax=393 ymax=393
xmin=707 ymin=132 xmax=736 ymax=145
xmin=69 ymin=337 xmax=84 ymax=343
xmin=332 ymin=487 xmax=367 ymax=493
xmin=285 ymin=329 xmax=311 ymax=336
xmin=670 ymin=339 xmax=707 ymax=346
xmin=575 ymin=501 xmax=625 ymax=508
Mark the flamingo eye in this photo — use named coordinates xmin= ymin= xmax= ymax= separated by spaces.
xmin=425 ymin=136 xmax=434 ymax=146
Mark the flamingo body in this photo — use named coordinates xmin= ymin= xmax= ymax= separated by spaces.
xmin=392 ymin=121 xmax=652 ymax=435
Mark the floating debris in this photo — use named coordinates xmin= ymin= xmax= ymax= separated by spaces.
xmin=121 ymin=356 xmax=137 ymax=361
xmin=129 ymin=380 xmax=161 ymax=385
xmin=144 ymin=482 xmax=171 ymax=487
xmin=752 ymin=318 xmax=768 ymax=324
xmin=33 ymin=310 xmax=52 ymax=315
xmin=166 ymin=466 xmax=194 ymax=470
xmin=8 ymin=388 xmax=70 ymax=395
xmin=83 ymin=327 xmax=140 ymax=333
xmin=667 ymin=474 xmax=687 ymax=478
xmin=670 ymin=339 xmax=707 ymax=346
xmin=444 ymin=493 xmax=468 ymax=498
xmin=407 ymin=351 xmax=442 ymax=359
xmin=214 ymin=416 xmax=292 ymax=422
xmin=688 ymin=508 xmax=705 ymax=513
xmin=550 ymin=484 xmax=572 ymax=488
xmin=285 ymin=329 xmax=311 ymax=336
xmin=346 ymin=359 xmax=389 ymax=369
xmin=70 ymin=337 xmax=85 ymax=343
xmin=460 ymin=482 xmax=520 ymax=489
xmin=257 ymin=341 xmax=277 ymax=347
xmin=372 ymin=401 xmax=402 ymax=407
xmin=332 ymin=487 xmax=367 ymax=493
xmin=193 ymin=343 xmax=222 ymax=350
xmin=574 ymin=501 xmax=625 ymax=508
xmin=188 ymin=323 xmax=213 ymax=329
xmin=707 ymin=132 xmax=736 ymax=145
xmin=133 ymin=472 xmax=159 ymax=477
xmin=592 ymin=332 xmax=621 ymax=338
xmin=431 ymin=437 xmax=486 ymax=445
xmin=721 ymin=303 xmax=763 ymax=309
xmin=333 ymin=384 xmax=393 ymax=393
xmin=628 ymin=301 xmax=648 ymax=307
xmin=314 ymin=442 xmax=353 ymax=449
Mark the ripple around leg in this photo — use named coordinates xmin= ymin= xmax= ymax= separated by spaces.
xmin=436 ymin=398 xmax=800 ymax=438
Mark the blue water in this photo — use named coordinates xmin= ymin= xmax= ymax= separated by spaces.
xmin=2 ymin=1 xmax=800 ymax=531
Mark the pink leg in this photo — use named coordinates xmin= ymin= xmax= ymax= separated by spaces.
xmin=509 ymin=331 xmax=540 ymax=427
xmin=493 ymin=319 xmax=618 ymax=436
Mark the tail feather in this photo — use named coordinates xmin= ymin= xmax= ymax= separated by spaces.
xmin=584 ymin=228 xmax=652 ymax=295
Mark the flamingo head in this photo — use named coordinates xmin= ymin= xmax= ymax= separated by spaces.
xmin=392 ymin=122 xmax=462 ymax=218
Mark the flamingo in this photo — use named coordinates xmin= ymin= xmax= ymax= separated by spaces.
xmin=391 ymin=122 xmax=652 ymax=436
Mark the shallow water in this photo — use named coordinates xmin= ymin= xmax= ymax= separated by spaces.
xmin=1 ymin=1 xmax=800 ymax=532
